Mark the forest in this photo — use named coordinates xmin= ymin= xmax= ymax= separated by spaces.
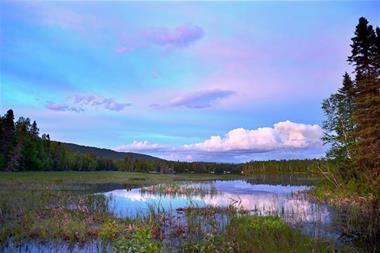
xmin=0 ymin=111 xmax=118 ymax=172
xmin=0 ymin=109 xmax=320 ymax=174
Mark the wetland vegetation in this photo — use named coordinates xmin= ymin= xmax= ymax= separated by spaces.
xmin=0 ymin=172 xmax=378 ymax=252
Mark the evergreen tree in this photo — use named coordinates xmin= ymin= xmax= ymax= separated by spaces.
xmin=31 ymin=121 xmax=39 ymax=138
xmin=375 ymin=27 xmax=380 ymax=75
xmin=348 ymin=17 xmax=377 ymax=77
xmin=1 ymin=110 xmax=16 ymax=170
xmin=348 ymin=17 xmax=380 ymax=178
xmin=0 ymin=109 xmax=119 ymax=171
xmin=0 ymin=117 xmax=4 ymax=169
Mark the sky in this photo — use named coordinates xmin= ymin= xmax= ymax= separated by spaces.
xmin=1 ymin=1 xmax=379 ymax=163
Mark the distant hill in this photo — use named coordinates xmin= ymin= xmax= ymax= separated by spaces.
xmin=59 ymin=142 xmax=163 ymax=161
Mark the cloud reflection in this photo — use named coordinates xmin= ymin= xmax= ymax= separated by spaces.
xmin=104 ymin=181 xmax=330 ymax=224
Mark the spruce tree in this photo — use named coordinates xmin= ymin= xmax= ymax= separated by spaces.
xmin=348 ymin=17 xmax=377 ymax=77
xmin=0 ymin=116 xmax=4 ymax=170
xmin=348 ymin=17 xmax=380 ymax=180
xmin=2 ymin=110 xmax=16 ymax=168
xmin=31 ymin=121 xmax=39 ymax=138
xmin=375 ymin=27 xmax=380 ymax=75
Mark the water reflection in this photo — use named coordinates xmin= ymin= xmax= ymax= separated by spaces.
xmin=6 ymin=180 xmax=358 ymax=253
xmin=103 ymin=180 xmax=331 ymax=224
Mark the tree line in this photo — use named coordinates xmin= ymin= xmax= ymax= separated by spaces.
xmin=242 ymin=159 xmax=320 ymax=175
xmin=321 ymin=17 xmax=379 ymax=191
xmin=0 ymin=109 xmax=317 ymax=174
xmin=0 ymin=110 xmax=117 ymax=172
xmin=117 ymin=157 xmax=243 ymax=174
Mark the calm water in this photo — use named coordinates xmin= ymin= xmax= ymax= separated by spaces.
xmin=103 ymin=180 xmax=331 ymax=225
xmin=7 ymin=179 xmax=362 ymax=253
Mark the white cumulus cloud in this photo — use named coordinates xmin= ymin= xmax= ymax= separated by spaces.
xmin=184 ymin=121 xmax=323 ymax=153
xmin=114 ymin=141 xmax=168 ymax=152
xmin=113 ymin=121 xmax=324 ymax=162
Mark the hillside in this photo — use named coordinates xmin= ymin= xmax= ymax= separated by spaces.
xmin=59 ymin=142 xmax=163 ymax=161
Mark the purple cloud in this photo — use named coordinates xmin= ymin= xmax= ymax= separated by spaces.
xmin=167 ymin=89 xmax=235 ymax=109
xmin=72 ymin=94 xmax=131 ymax=111
xmin=145 ymin=24 xmax=204 ymax=48
xmin=46 ymin=102 xmax=83 ymax=112
xmin=46 ymin=94 xmax=131 ymax=112
xmin=117 ymin=24 xmax=204 ymax=54
xmin=102 ymin=98 xmax=131 ymax=111
xmin=73 ymin=94 xmax=98 ymax=105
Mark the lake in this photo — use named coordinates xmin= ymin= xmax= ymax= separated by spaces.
xmin=103 ymin=180 xmax=330 ymax=226
xmin=3 ymin=178 xmax=371 ymax=252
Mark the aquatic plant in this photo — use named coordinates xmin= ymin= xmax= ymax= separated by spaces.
xmin=0 ymin=190 xmax=113 ymax=246
xmin=0 ymin=177 xmax=375 ymax=252
xmin=140 ymin=182 xmax=217 ymax=197
xmin=113 ymin=226 xmax=162 ymax=253
xmin=226 ymin=216 xmax=335 ymax=253
xmin=177 ymin=205 xmax=247 ymax=217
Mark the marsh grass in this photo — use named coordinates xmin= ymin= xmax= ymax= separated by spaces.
xmin=0 ymin=188 xmax=337 ymax=253
xmin=1 ymin=171 xmax=318 ymax=192
xmin=0 ymin=190 xmax=112 ymax=246
xmin=176 ymin=205 xmax=247 ymax=216
xmin=140 ymin=182 xmax=218 ymax=197
xmin=310 ymin=181 xmax=380 ymax=252
xmin=173 ymin=210 xmax=335 ymax=253
xmin=0 ymin=171 xmax=249 ymax=191
xmin=225 ymin=215 xmax=335 ymax=253
xmin=0 ymin=173 xmax=373 ymax=252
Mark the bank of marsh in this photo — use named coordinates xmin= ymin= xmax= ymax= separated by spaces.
xmin=0 ymin=172 xmax=377 ymax=252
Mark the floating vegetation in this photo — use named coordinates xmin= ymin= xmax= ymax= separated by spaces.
xmin=140 ymin=182 xmax=218 ymax=196
xmin=176 ymin=205 xmax=248 ymax=216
